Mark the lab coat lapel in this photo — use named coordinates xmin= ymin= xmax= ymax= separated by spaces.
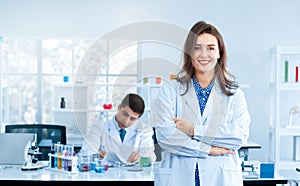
xmin=202 ymin=81 xmax=225 ymax=119
xmin=179 ymin=83 xmax=202 ymax=124
xmin=122 ymin=127 xmax=139 ymax=152
xmin=123 ymin=128 xmax=133 ymax=143
xmin=106 ymin=118 xmax=122 ymax=143
xmin=203 ymin=83 xmax=226 ymax=138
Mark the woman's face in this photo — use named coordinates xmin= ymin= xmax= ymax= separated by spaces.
xmin=191 ymin=33 xmax=220 ymax=76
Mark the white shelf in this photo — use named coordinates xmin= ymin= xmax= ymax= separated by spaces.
xmin=54 ymin=108 xmax=117 ymax=113
xmin=269 ymin=45 xmax=300 ymax=172
xmin=54 ymin=109 xmax=88 ymax=112
xmin=279 ymin=83 xmax=300 ymax=91
xmin=54 ymin=83 xmax=89 ymax=88
xmin=279 ymin=127 xmax=300 ymax=136
xmin=53 ymin=84 xmax=89 ymax=142
xmin=53 ymin=83 xmax=132 ymax=145
xmin=138 ymin=84 xmax=161 ymax=88
xmin=270 ymin=126 xmax=300 ymax=136
xmin=95 ymin=108 xmax=117 ymax=112
xmin=55 ymin=83 xmax=136 ymax=87
xmin=275 ymin=46 xmax=300 ymax=54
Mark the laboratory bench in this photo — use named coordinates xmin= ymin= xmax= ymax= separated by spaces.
xmin=0 ymin=165 xmax=154 ymax=186
xmin=279 ymin=169 xmax=300 ymax=185
xmin=0 ymin=163 xmax=289 ymax=186
xmin=243 ymin=174 xmax=288 ymax=186
xmin=239 ymin=142 xmax=289 ymax=185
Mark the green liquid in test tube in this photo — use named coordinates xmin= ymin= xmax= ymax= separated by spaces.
xmin=285 ymin=56 xmax=289 ymax=82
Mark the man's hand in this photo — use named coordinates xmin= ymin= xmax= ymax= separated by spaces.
xmin=209 ymin=146 xmax=235 ymax=156
xmin=173 ymin=117 xmax=194 ymax=136
xmin=127 ymin=151 xmax=140 ymax=163
xmin=99 ymin=150 xmax=106 ymax=159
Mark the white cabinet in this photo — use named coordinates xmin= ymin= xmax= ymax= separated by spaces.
xmin=269 ymin=46 xmax=300 ymax=171
xmin=137 ymin=83 xmax=161 ymax=123
xmin=53 ymin=84 xmax=96 ymax=145
xmin=53 ymin=83 xmax=120 ymax=145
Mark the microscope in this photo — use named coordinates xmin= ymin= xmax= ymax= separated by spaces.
xmin=21 ymin=140 xmax=43 ymax=171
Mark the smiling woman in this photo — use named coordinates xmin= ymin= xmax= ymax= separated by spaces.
xmin=151 ymin=21 xmax=250 ymax=186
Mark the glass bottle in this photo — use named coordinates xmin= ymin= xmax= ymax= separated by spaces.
xmin=103 ymin=97 xmax=112 ymax=110
xmin=60 ymin=97 xmax=66 ymax=109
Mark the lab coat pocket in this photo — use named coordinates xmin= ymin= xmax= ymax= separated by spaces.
xmin=222 ymin=156 xmax=243 ymax=186
xmin=223 ymin=168 xmax=243 ymax=186
xmin=154 ymin=167 xmax=173 ymax=186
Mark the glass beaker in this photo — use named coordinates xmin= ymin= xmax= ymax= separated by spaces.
xmin=95 ymin=158 xmax=107 ymax=173
xmin=78 ymin=152 xmax=92 ymax=172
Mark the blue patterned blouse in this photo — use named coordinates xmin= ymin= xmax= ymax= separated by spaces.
xmin=192 ymin=76 xmax=215 ymax=115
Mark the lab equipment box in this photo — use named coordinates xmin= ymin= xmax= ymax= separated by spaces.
xmin=260 ymin=163 xmax=274 ymax=178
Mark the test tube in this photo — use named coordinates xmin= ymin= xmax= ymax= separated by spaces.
xmin=67 ymin=145 xmax=74 ymax=172
xmin=54 ymin=143 xmax=58 ymax=168
xmin=50 ymin=144 xmax=55 ymax=168
xmin=284 ymin=56 xmax=289 ymax=82
xmin=296 ymin=62 xmax=299 ymax=83
xmin=57 ymin=144 xmax=63 ymax=170
xmin=63 ymin=145 xmax=68 ymax=171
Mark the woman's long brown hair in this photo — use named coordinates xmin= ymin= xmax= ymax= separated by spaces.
xmin=177 ymin=21 xmax=238 ymax=96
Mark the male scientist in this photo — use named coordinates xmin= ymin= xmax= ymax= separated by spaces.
xmin=80 ymin=93 xmax=156 ymax=165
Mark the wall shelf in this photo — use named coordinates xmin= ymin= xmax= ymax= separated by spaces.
xmin=269 ymin=45 xmax=300 ymax=171
xmin=270 ymin=126 xmax=300 ymax=136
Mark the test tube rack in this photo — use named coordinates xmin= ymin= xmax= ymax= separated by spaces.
xmin=48 ymin=153 xmax=79 ymax=174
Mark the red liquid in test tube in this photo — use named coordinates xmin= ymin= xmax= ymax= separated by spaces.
xmin=296 ymin=66 xmax=299 ymax=83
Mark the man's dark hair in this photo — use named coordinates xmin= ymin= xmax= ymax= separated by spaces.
xmin=120 ymin=93 xmax=145 ymax=117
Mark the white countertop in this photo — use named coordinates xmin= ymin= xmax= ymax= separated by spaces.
xmin=279 ymin=169 xmax=300 ymax=182
xmin=0 ymin=163 xmax=291 ymax=184
xmin=0 ymin=165 xmax=154 ymax=181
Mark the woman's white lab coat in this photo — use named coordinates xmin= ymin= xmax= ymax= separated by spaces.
xmin=151 ymin=79 xmax=250 ymax=186
xmin=81 ymin=116 xmax=156 ymax=164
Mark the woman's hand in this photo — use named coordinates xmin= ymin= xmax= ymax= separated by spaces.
xmin=209 ymin=146 xmax=235 ymax=156
xmin=173 ymin=117 xmax=194 ymax=136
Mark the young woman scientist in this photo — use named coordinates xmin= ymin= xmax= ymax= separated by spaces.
xmin=151 ymin=21 xmax=250 ymax=186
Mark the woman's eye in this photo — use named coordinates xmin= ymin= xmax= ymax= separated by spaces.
xmin=209 ymin=47 xmax=215 ymax=50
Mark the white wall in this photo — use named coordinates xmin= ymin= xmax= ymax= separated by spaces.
xmin=1 ymin=0 xmax=300 ymax=161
